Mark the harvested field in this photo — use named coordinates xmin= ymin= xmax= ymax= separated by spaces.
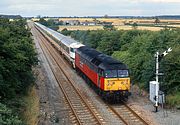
xmin=59 ymin=25 xmax=103 ymax=31
xmin=115 ymin=25 xmax=164 ymax=31
xmin=58 ymin=25 xmax=164 ymax=31
xmin=58 ymin=18 xmax=180 ymax=25
xmin=31 ymin=17 xmax=180 ymax=26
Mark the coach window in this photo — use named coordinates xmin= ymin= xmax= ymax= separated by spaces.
xmin=62 ymin=44 xmax=65 ymax=49
xmin=70 ymin=48 xmax=74 ymax=52
xmin=66 ymin=47 xmax=69 ymax=54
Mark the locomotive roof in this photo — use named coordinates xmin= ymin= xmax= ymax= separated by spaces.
xmin=77 ymin=46 xmax=128 ymax=70
xmin=35 ymin=22 xmax=80 ymax=47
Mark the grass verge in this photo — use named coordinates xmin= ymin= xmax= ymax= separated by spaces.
xmin=22 ymin=85 xmax=39 ymax=125
xmin=166 ymin=92 xmax=180 ymax=109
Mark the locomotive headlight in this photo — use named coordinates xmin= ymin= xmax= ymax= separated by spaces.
xmin=118 ymin=87 xmax=122 ymax=90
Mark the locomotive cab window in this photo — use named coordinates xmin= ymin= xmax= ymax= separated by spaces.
xmin=105 ymin=70 xmax=117 ymax=78
xmin=98 ymin=69 xmax=104 ymax=76
xmin=118 ymin=70 xmax=129 ymax=77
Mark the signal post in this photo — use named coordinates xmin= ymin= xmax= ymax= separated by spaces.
xmin=154 ymin=48 xmax=172 ymax=112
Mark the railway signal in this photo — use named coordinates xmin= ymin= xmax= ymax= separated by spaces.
xmin=154 ymin=47 xmax=172 ymax=112
xmin=158 ymin=47 xmax=172 ymax=61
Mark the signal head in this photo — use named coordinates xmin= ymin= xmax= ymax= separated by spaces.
xmin=167 ymin=47 xmax=172 ymax=52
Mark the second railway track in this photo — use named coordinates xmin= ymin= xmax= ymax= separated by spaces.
xmin=108 ymin=103 xmax=149 ymax=125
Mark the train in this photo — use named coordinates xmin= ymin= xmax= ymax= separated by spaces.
xmin=34 ymin=22 xmax=131 ymax=100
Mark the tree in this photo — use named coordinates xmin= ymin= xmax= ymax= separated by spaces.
xmin=38 ymin=18 xmax=47 ymax=25
xmin=0 ymin=103 xmax=23 ymax=124
xmin=36 ymin=15 xmax=41 ymax=18
xmin=93 ymin=18 xmax=100 ymax=25
xmin=0 ymin=19 xmax=38 ymax=98
xmin=96 ymin=31 xmax=120 ymax=55
xmin=103 ymin=24 xmax=116 ymax=31
xmin=132 ymin=22 xmax=138 ymax=29
xmin=61 ymin=28 xmax=72 ymax=36
xmin=154 ymin=17 xmax=160 ymax=24
xmin=104 ymin=14 xmax=109 ymax=18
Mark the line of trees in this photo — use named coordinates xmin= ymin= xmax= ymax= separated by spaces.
xmin=61 ymin=28 xmax=180 ymax=107
xmin=0 ymin=18 xmax=38 ymax=124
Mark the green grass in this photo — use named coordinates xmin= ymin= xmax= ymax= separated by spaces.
xmin=166 ymin=92 xmax=180 ymax=109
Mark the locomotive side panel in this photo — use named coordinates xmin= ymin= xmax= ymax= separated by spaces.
xmin=75 ymin=52 xmax=99 ymax=87
xmin=100 ymin=77 xmax=105 ymax=90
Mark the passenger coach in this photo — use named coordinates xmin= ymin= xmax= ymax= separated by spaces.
xmin=35 ymin=22 xmax=84 ymax=67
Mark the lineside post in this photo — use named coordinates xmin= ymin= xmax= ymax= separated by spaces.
xmin=154 ymin=48 xmax=172 ymax=112
xmin=155 ymin=52 xmax=159 ymax=112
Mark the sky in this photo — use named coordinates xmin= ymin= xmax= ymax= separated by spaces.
xmin=0 ymin=0 xmax=180 ymax=17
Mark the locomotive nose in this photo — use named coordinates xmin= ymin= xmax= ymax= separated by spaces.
xmin=104 ymin=78 xmax=130 ymax=91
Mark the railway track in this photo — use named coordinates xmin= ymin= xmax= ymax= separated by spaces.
xmin=108 ymin=102 xmax=149 ymax=125
xmin=31 ymin=23 xmax=105 ymax=125
xmin=31 ymin=22 xmax=150 ymax=125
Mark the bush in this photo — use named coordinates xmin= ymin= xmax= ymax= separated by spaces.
xmin=0 ymin=18 xmax=38 ymax=98
xmin=0 ymin=103 xmax=24 ymax=125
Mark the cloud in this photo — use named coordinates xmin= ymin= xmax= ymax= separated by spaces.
xmin=0 ymin=0 xmax=180 ymax=16
xmin=132 ymin=0 xmax=180 ymax=3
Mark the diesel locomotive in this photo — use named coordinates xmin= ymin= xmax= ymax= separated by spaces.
xmin=75 ymin=46 xmax=130 ymax=99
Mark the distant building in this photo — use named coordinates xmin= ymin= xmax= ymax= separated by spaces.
xmin=81 ymin=21 xmax=96 ymax=26
xmin=53 ymin=19 xmax=60 ymax=24
xmin=63 ymin=20 xmax=80 ymax=25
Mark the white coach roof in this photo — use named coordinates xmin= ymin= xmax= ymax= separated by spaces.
xmin=35 ymin=22 xmax=82 ymax=47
